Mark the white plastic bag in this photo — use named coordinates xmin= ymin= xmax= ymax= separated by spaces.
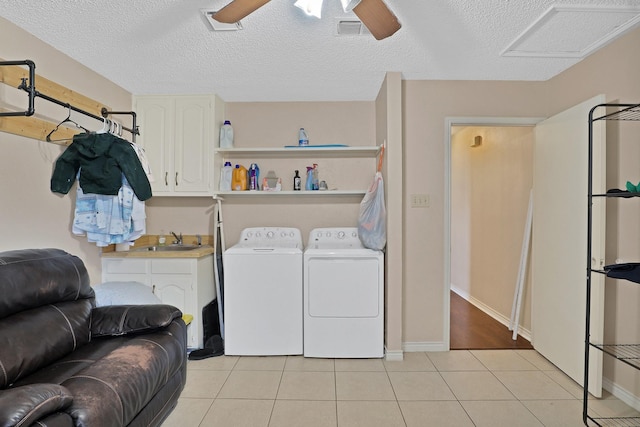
xmin=358 ymin=171 xmax=386 ymax=250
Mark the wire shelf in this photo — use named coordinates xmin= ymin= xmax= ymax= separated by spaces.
xmin=590 ymin=344 xmax=640 ymax=370
xmin=587 ymin=415 xmax=640 ymax=426
xmin=592 ymin=104 xmax=640 ymax=122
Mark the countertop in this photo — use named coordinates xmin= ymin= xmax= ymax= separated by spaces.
xmin=101 ymin=235 xmax=215 ymax=259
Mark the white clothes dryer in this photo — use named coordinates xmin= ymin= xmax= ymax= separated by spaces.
xmin=304 ymin=227 xmax=384 ymax=358
xmin=223 ymin=227 xmax=303 ymax=355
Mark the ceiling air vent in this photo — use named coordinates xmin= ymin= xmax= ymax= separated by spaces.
xmin=201 ymin=9 xmax=243 ymax=31
xmin=335 ymin=18 xmax=371 ymax=36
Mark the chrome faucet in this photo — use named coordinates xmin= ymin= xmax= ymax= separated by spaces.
xmin=170 ymin=231 xmax=183 ymax=245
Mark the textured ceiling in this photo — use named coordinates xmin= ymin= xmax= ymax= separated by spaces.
xmin=1 ymin=0 xmax=639 ymax=102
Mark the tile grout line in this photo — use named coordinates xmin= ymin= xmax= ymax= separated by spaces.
xmin=479 ymin=350 xmax=559 ymax=427
xmin=265 ymin=366 xmax=285 ymax=427
xmin=383 ymin=359 xmax=409 ymax=427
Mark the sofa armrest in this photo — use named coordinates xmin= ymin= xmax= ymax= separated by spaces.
xmin=0 ymin=384 xmax=73 ymax=427
xmin=91 ymin=304 xmax=182 ymax=337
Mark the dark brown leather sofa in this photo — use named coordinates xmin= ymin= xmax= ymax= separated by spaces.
xmin=0 ymin=248 xmax=187 ymax=427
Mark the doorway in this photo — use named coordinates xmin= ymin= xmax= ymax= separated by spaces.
xmin=446 ymin=120 xmax=539 ymax=350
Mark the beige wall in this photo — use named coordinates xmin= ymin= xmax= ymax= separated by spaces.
xmin=376 ymin=72 xmax=404 ymax=357
xmin=402 ymin=80 xmax=549 ymax=346
xmin=451 ymin=126 xmax=533 ymax=332
xmin=542 ymin=30 xmax=640 ymax=396
xmin=220 ymin=101 xmax=377 ymax=247
xmin=402 ymin=26 xmax=640 ymax=391
xmin=0 ymin=17 xmax=132 ymax=283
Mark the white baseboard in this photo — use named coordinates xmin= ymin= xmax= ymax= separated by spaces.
xmin=451 ymin=286 xmax=532 ymax=342
xmin=384 ymin=348 xmax=404 ymax=361
xmin=403 ymin=341 xmax=448 ymax=352
xmin=603 ymin=376 xmax=640 ymax=412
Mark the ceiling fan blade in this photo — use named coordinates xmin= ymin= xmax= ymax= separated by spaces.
xmin=353 ymin=0 xmax=401 ymax=40
xmin=213 ymin=0 xmax=271 ymax=23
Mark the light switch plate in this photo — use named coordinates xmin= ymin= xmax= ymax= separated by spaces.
xmin=411 ymin=194 xmax=430 ymax=208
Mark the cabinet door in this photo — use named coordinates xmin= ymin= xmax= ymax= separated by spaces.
xmin=151 ymin=275 xmax=197 ymax=347
xmin=174 ymin=96 xmax=212 ymax=194
xmin=134 ymin=97 xmax=175 ymax=195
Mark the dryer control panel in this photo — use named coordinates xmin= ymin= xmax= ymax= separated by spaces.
xmin=308 ymin=227 xmax=361 ymax=246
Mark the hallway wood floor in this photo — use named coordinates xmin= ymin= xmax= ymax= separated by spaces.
xmin=450 ymin=291 xmax=533 ymax=350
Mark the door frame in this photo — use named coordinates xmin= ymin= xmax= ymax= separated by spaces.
xmin=443 ymin=116 xmax=545 ymax=350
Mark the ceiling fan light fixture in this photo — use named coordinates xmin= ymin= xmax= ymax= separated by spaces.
xmin=340 ymin=0 xmax=362 ymax=12
xmin=294 ymin=0 xmax=323 ymax=19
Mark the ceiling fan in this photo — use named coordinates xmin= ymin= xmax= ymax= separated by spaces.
xmin=212 ymin=0 xmax=401 ymax=40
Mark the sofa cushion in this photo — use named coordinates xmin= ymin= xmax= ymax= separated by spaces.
xmin=0 ymin=384 xmax=73 ymax=427
xmin=91 ymin=305 xmax=182 ymax=337
xmin=0 ymin=249 xmax=94 ymax=320
xmin=0 ymin=299 xmax=93 ymax=388
xmin=62 ymin=321 xmax=186 ymax=427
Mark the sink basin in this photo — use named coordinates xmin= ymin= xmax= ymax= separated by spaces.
xmin=133 ymin=245 xmax=200 ymax=252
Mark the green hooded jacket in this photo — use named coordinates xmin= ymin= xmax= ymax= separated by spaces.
xmin=51 ymin=133 xmax=152 ymax=201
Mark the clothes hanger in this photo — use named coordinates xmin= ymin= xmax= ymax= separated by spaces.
xmin=46 ymin=105 xmax=90 ymax=142
xmin=96 ymin=116 xmax=110 ymax=134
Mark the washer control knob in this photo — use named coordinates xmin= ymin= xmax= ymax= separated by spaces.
xmin=326 ymin=232 xmax=331 ymax=238
xmin=246 ymin=232 xmax=253 ymax=238
xmin=255 ymin=232 xmax=261 ymax=238
xmin=267 ymin=231 xmax=274 ymax=238
xmin=352 ymin=231 xmax=358 ymax=238
xmin=316 ymin=231 xmax=323 ymax=238
xmin=338 ymin=231 xmax=346 ymax=239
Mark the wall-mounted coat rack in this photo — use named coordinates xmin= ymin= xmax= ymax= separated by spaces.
xmin=0 ymin=59 xmax=139 ymax=144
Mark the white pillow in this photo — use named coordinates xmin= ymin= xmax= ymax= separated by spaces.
xmin=93 ymin=281 xmax=161 ymax=307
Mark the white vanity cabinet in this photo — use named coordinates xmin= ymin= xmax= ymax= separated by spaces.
xmin=101 ymin=255 xmax=216 ymax=349
xmin=134 ymin=94 xmax=224 ymax=196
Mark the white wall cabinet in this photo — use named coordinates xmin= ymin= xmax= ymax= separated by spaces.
xmin=134 ymin=95 xmax=224 ymax=196
xmin=101 ymin=255 xmax=216 ymax=349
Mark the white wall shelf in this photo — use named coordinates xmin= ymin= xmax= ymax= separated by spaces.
xmin=214 ymin=190 xmax=366 ymax=198
xmin=214 ymin=145 xmax=381 ymax=158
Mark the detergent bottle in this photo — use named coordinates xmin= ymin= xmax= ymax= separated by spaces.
xmin=219 ymin=161 xmax=233 ymax=191
xmin=232 ymin=164 xmax=248 ymax=191
xmin=249 ymin=163 xmax=260 ymax=191
xmin=219 ymin=120 xmax=234 ymax=148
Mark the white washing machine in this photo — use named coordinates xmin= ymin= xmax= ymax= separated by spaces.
xmin=223 ymin=227 xmax=303 ymax=355
xmin=304 ymin=227 xmax=384 ymax=358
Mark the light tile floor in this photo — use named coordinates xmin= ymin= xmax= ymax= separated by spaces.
xmin=162 ymin=349 xmax=639 ymax=427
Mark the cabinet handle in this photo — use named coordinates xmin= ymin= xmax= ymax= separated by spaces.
xmin=152 ymin=285 xmax=156 ymax=294
xmin=175 ymin=172 xmax=178 ymax=186
xmin=164 ymin=172 xmax=168 ymax=186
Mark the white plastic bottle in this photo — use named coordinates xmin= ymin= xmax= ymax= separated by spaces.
xmin=219 ymin=161 xmax=233 ymax=191
xmin=298 ymin=128 xmax=309 ymax=146
xmin=220 ymin=120 xmax=234 ymax=148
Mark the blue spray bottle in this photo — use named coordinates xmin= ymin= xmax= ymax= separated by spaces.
xmin=305 ymin=166 xmax=314 ymax=191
